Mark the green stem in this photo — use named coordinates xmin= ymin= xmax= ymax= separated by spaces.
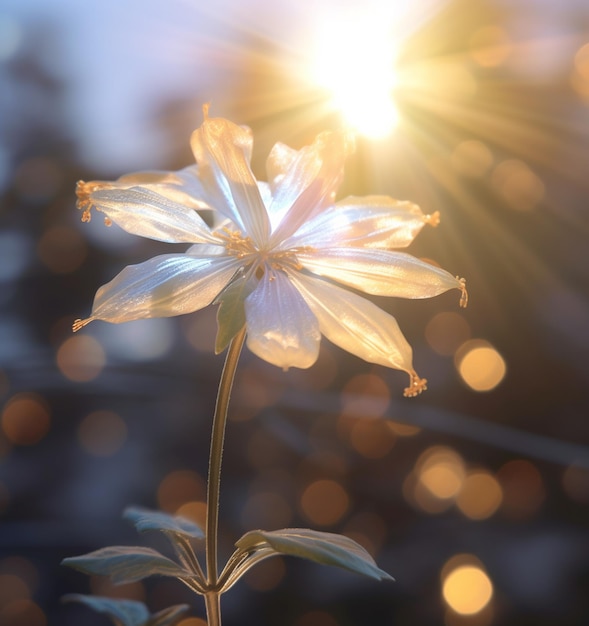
xmin=204 ymin=326 xmax=246 ymax=624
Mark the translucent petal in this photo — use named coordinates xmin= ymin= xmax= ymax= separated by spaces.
xmin=116 ymin=165 xmax=213 ymax=211
xmin=289 ymin=272 xmax=414 ymax=375
xmin=245 ymin=270 xmax=320 ymax=370
xmin=286 ymin=196 xmax=437 ymax=250
xmin=191 ymin=115 xmax=270 ymax=246
xmin=268 ymin=131 xmax=354 ymax=246
xmin=299 ymin=248 xmax=464 ymax=299
xmin=265 ymin=142 xmax=299 ymax=191
xmin=83 ymin=186 xmax=217 ymax=244
xmin=77 ymin=254 xmax=239 ymax=326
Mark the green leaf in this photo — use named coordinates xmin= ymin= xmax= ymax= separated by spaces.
xmin=235 ymin=528 xmax=394 ymax=581
xmin=62 ymin=546 xmax=192 ymax=584
xmin=214 ymin=274 xmax=253 ymax=353
xmin=62 ymin=594 xmax=150 ymax=626
xmin=148 ymin=604 xmax=190 ymax=626
xmin=124 ymin=506 xmax=204 ymax=540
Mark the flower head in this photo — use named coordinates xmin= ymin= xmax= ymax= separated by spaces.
xmin=74 ymin=106 xmax=466 ymax=397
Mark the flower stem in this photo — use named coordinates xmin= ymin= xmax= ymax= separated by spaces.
xmin=204 ymin=592 xmax=222 ymax=626
xmin=204 ymin=326 xmax=246 ymax=625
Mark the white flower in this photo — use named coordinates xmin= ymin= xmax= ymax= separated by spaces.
xmin=74 ymin=107 xmax=466 ymax=397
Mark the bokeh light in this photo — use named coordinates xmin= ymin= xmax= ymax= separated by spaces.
xmin=175 ymin=501 xmax=207 ymax=529
xmin=450 ymin=140 xmax=494 ymax=179
xmin=157 ymin=470 xmax=206 ymax=513
xmin=456 ymin=469 xmax=503 ymax=520
xmin=425 ymin=311 xmax=472 ymax=357
xmin=456 ymin=340 xmax=506 ymax=392
xmin=571 ymin=41 xmax=589 ymax=101
xmin=491 ymin=159 xmax=545 ymax=211
xmin=418 ymin=446 xmax=466 ymax=500
xmin=442 ymin=556 xmax=493 ymax=616
xmin=348 ymin=418 xmax=397 ymax=459
xmin=340 ymin=373 xmax=390 ymax=418
xmin=56 ymin=335 xmax=106 ymax=382
xmin=1 ymin=393 xmax=50 ymax=446
xmin=300 ymin=479 xmax=350 ymax=526
xmin=77 ymin=410 xmax=127 ymax=457
xmin=0 ymin=599 xmax=46 ymax=626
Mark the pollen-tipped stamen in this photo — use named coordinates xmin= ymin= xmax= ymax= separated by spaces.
xmin=72 ymin=318 xmax=92 ymax=332
xmin=424 ymin=211 xmax=440 ymax=227
xmin=403 ymin=371 xmax=428 ymax=398
xmin=76 ymin=180 xmax=101 ymax=223
xmin=457 ymin=277 xmax=468 ymax=308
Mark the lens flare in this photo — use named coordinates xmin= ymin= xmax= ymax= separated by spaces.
xmin=310 ymin=13 xmax=400 ymax=138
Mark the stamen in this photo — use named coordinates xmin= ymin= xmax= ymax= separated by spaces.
xmin=403 ymin=371 xmax=428 ymax=398
xmin=72 ymin=318 xmax=92 ymax=332
xmin=424 ymin=211 xmax=440 ymax=227
xmin=76 ymin=180 xmax=107 ymax=224
xmin=215 ymin=227 xmax=257 ymax=259
xmin=457 ymin=277 xmax=468 ymax=308
xmin=75 ymin=180 xmax=94 ymax=223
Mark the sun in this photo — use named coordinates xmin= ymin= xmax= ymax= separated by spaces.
xmin=309 ymin=12 xmax=401 ymax=139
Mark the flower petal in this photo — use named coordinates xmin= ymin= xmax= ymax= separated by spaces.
xmin=73 ymin=254 xmax=239 ymax=329
xmin=268 ymin=131 xmax=354 ymax=246
xmin=116 ymin=165 xmax=214 ymax=211
xmin=289 ymin=272 xmax=427 ymax=395
xmin=191 ymin=113 xmax=270 ymax=245
xmin=299 ymin=248 xmax=465 ymax=300
xmin=265 ymin=142 xmax=299 ymax=191
xmin=77 ymin=184 xmax=217 ymax=244
xmin=286 ymin=196 xmax=438 ymax=250
xmin=245 ymin=270 xmax=320 ymax=370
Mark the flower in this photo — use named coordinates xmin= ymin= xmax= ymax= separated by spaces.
xmin=74 ymin=106 xmax=466 ymax=397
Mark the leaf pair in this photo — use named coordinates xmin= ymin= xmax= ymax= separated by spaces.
xmin=62 ymin=506 xmax=392 ymax=622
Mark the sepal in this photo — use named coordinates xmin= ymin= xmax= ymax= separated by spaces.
xmin=214 ymin=274 xmax=253 ymax=353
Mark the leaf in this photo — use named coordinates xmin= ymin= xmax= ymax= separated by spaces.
xmin=62 ymin=594 xmax=150 ymax=626
xmin=235 ymin=528 xmax=394 ymax=581
xmin=148 ymin=604 xmax=191 ymax=626
xmin=62 ymin=546 xmax=192 ymax=584
xmin=214 ymin=273 xmax=253 ymax=353
xmin=124 ymin=506 xmax=204 ymax=540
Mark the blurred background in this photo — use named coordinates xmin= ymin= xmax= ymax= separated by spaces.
xmin=1 ymin=0 xmax=589 ymax=624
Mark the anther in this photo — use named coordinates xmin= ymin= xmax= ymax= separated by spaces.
xmin=425 ymin=211 xmax=441 ymax=227
xmin=457 ymin=277 xmax=468 ymax=308
xmin=72 ymin=318 xmax=92 ymax=332
xmin=403 ymin=371 xmax=428 ymax=398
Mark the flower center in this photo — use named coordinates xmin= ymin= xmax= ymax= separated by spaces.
xmin=215 ymin=227 xmax=310 ymax=274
